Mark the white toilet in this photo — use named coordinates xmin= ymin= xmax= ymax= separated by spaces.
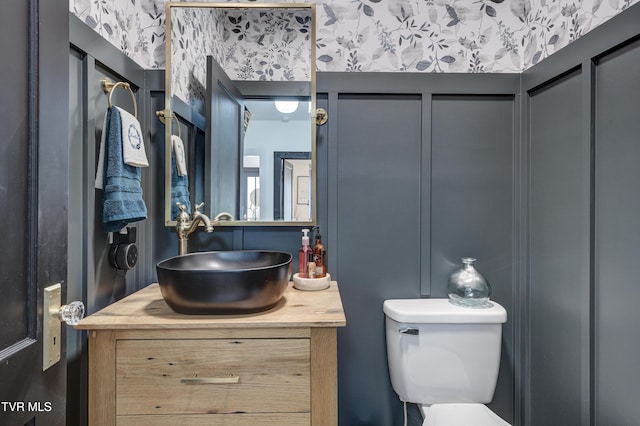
xmin=383 ymin=298 xmax=510 ymax=426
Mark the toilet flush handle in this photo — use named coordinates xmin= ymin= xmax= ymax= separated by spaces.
xmin=399 ymin=327 xmax=419 ymax=335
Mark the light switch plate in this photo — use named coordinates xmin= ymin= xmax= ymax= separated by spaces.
xmin=43 ymin=283 xmax=61 ymax=371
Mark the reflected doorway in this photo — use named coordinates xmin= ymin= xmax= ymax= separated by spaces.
xmin=274 ymin=151 xmax=311 ymax=220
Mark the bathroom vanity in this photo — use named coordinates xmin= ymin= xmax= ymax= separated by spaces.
xmin=75 ymin=282 xmax=346 ymax=426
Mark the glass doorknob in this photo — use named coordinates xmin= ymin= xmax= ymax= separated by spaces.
xmin=59 ymin=301 xmax=85 ymax=326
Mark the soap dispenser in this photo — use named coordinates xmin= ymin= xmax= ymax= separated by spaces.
xmin=312 ymin=227 xmax=326 ymax=278
xmin=298 ymin=229 xmax=312 ymax=278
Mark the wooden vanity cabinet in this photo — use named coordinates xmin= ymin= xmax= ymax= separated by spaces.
xmin=76 ymin=283 xmax=346 ymax=426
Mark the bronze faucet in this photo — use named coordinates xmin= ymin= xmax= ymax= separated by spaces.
xmin=175 ymin=202 xmax=214 ymax=255
xmin=175 ymin=203 xmax=234 ymax=255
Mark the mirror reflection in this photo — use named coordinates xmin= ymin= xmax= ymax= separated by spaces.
xmin=242 ymin=98 xmax=312 ymax=221
xmin=165 ymin=3 xmax=316 ymax=226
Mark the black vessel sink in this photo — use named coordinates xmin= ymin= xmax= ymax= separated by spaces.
xmin=156 ymin=250 xmax=292 ymax=314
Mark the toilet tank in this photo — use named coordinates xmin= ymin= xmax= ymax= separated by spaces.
xmin=384 ymin=298 xmax=507 ymax=405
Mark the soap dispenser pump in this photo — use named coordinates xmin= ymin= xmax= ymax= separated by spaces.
xmin=298 ymin=229 xmax=312 ymax=278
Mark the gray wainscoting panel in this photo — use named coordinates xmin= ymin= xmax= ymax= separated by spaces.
xmin=430 ymin=95 xmax=515 ymax=423
xmin=336 ymin=93 xmax=423 ymax=425
xmin=526 ymin=69 xmax=588 ymax=426
xmin=594 ymin=37 xmax=640 ymax=425
xmin=69 ymin=13 xmax=152 ymax=317
xmin=430 ymin=95 xmax=515 ymax=298
xmin=68 ymin=15 xmax=155 ymax=424
xmin=519 ymin=5 xmax=640 ymax=426
xmin=317 ymin=72 xmax=519 ymax=426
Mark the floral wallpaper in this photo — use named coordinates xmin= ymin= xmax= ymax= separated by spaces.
xmin=316 ymin=0 xmax=639 ymax=72
xmin=169 ymin=6 xmax=312 ymax=112
xmin=70 ymin=0 xmax=639 ymax=73
xmin=70 ymin=0 xmax=168 ymax=69
xmin=219 ymin=8 xmax=312 ymax=80
xmin=169 ymin=7 xmax=219 ymax=113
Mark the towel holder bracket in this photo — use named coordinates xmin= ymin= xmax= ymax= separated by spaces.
xmin=156 ymin=109 xmax=170 ymax=124
xmin=156 ymin=109 xmax=182 ymax=139
xmin=101 ymin=78 xmax=138 ymax=119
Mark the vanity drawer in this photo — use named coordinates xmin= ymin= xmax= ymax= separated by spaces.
xmin=115 ymin=339 xmax=310 ymax=416
xmin=116 ymin=413 xmax=310 ymax=426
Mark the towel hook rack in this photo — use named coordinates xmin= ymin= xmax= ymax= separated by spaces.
xmin=101 ymin=78 xmax=138 ymax=119
xmin=156 ymin=109 xmax=181 ymax=139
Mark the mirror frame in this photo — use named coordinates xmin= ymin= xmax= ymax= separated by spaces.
xmin=164 ymin=2 xmax=317 ymax=227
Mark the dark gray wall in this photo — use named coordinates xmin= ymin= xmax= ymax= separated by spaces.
xmin=335 ymin=93 xmax=423 ymax=425
xmin=521 ymin=4 xmax=640 ymax=425
xmin=593 ymin=36 xmax=640 ymax=425
xmin=68 ymin=15 xmax=155 ymax=425
xmin=431 ymin=95 xmax=516 ymax=421
xmin=526 ymin=69 xmax=588 ymax=426
xmin=317 ymin=74 xmax=519 ymax=425
xmin=68 ymin=16 xmax=154 ymax=314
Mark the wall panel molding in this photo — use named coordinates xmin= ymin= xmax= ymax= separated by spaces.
xmin=521 ymin=8 xmax=640 ymax=425
xmin=318 ymin=72 xmax=519 ymax=425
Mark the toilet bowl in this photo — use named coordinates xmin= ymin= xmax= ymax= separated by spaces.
xmin=383 ymin=298 xmax=511 ymax=426
xmin=420 ymin=403 xmax=510 ymax=426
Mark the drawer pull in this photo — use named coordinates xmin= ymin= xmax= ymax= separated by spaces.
xmin=181 ymin=376 xmax=240 ymax=385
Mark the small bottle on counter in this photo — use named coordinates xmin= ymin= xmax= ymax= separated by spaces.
xmin=298 ymin=229 xmax=312 ymax=278
xmin=312 ymin=227 xmax=326 ymax=278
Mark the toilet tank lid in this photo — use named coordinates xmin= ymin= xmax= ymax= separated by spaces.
xmin=383 ymin=298 xmax=507 ymax=323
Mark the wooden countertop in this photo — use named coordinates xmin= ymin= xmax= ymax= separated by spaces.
xmin=75 ymin=282 xmax=346 ymax=330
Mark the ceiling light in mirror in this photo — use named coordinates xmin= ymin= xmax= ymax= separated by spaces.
xmin=274 ymin=100 xmax=299 ymax=114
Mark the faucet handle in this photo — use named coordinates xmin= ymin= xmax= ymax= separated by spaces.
xmin=194 ymin=202 xmax=205 ymax=213
xmin=175 ymin=202 xmax=190 ymax=223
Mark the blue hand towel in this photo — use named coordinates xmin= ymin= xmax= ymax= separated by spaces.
xmin=102 ymin=107 xmax=148 ymax=232
xmin=171 ymin=149 xmax=191 ymax=220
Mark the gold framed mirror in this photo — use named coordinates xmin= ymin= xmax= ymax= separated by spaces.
xmin=164 ymin=2 xmax=317 ymax=226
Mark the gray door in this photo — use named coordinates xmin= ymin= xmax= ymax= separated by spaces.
xmin=206 ymin=55 xmax=244 ymax=219
xmin=0 ymin=0 xmax=69 ymax=424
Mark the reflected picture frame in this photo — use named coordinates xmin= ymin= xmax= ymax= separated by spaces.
xmin=297 ymin=176 xmax=309 ymax=205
